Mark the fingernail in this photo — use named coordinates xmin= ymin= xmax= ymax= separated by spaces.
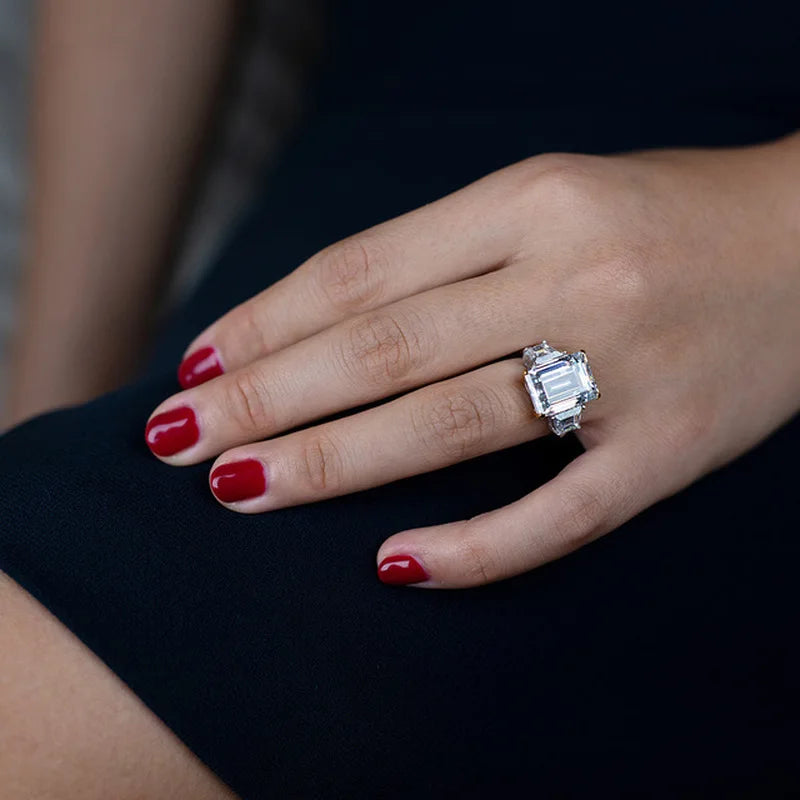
xmin=377 ymin=554 xmax=430 ymax=585
xmin=178 ymin=346 xmax=224 ymax=389
xmin=210 ymin=459 xmax=267 ymax=503
xmin=145 ymin=406 xmax=199 ymax=456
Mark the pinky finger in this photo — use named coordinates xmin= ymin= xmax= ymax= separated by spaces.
xmin=376 ymin=438 xmax=659 ymax=589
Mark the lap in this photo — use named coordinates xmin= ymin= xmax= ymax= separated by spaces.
xmin=1 ymin=369 xmax=798 ymax=796
xmin=0 ymin=570 xmax=235 ymax=799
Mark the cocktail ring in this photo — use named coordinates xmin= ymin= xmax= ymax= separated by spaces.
xmin=522 ymin=341 xmax=600 ymax=437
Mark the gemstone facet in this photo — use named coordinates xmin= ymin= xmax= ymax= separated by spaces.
xmin=522 ymin=342 xmax=599 ymax=437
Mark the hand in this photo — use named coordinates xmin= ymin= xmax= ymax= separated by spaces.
xmin=144 ymin=136 xmax=800 ymax=588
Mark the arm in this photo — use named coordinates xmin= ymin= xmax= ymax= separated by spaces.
xmin=5 ymin=0 xmax=238 ymax=427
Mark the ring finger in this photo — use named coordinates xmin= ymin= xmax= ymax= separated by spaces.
xmin=206 ymin=359 xmax=549 ymax=512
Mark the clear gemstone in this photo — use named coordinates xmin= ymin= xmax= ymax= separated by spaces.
xmin=523 ymin=350 xmax=598 ymax=426
xmin=522 ymin=347 xmax=537 ymax=371
xmin=539 ymin=361 xmax=587 ymax=404
xmin=523 ymin=372 xmax=546 ymax=415
xmin=550 ymin=410 xmax=582 ymax=437
xmin=523 ymin=341 xmax=566 ymax=370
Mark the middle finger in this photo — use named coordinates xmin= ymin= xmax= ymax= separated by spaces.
xmin=145 ymin=265 xmax=545 ymax=464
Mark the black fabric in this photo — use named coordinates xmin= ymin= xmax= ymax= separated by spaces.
xmin=2 ymin=2 xmax=800 ymax=797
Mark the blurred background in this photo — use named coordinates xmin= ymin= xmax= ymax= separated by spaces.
xmin=0 ymin=0 xmax=30 ymax=406
xmin=0 ymin=0 xmax=321 ymax=423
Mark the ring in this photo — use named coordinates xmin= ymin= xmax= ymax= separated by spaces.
xmin=522 ymin=341 xmax=600 ymax=437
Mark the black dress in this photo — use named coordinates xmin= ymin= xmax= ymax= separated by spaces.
xmin=2 ymin=1 xmax=799 ymax=796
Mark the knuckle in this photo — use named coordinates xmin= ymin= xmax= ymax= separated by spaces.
xmin=660 ymin=402 xmax=715 ymax=460
xmin=300 ymin=432 xmax=344 ymax=493
xmin=455 ymin=529 xmax=497 ymax=585
xmin=227 ymin=301 xmax=271 ymax=356
xmin=343 ymin=311 xmax=430 ymax=387
xmin=314 ymin=235 xmax=387 ymax=313
xmin=554 ymin=476 xmax=616 ymax=549
xmin=529 ymin=153 xmax=603 ymax=209
xmin=414 ymin=385 xmax=497 ymax=460
xmin=226 ymin=369 xmax=276 ymax=434
xmin=581 ymin=246 xmax=652 ymax=310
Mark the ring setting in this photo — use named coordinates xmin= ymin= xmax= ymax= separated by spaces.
xmin=522 ymin=341 xmax=600 ymax=437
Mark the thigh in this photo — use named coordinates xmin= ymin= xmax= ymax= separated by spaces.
xmin=1 ymin=371 xmax=798 ymax=797
xmin=0 ymin=570 xmax=236 ymax=800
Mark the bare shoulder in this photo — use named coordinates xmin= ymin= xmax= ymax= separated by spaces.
xmin=0 ymin=571 xmax=238 ymax=800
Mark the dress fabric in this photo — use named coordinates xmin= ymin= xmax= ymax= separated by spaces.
xmin=1 ymin=1 xmax=800 ymax=797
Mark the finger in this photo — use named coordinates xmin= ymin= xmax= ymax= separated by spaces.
xmin=177 ymin=166 xmax=525 ymax=387
xmin=375 ymin=439 xmax=657 ymax=589
xmin=206 ymin=359 xmax=547 ymax=511
xmin=146 ymin=266 xmax=569 ymax=465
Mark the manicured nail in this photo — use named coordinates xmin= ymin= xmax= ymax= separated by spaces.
xmin=145 ymin=406 xmax=199 ymax=456
xmin=210 ymin=459 xmax=267 ymax=503
xmin=377 ymin=554 xmax=430 ymax=585
xmin=178 ymin=346 xmax=224 ymax=389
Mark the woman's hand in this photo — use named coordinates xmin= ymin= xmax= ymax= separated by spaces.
xmin=144 ymin=135 xmax=800 ymax=588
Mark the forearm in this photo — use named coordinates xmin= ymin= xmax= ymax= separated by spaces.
xmin=7 ymin=0 xmax=237 ymax=426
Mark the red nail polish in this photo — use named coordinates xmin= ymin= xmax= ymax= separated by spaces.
xmin=377 ymin=554 xmax=430 ymax=585
xmin=178 ymin=346 xmax=224 ymax=389
xmin=210 ymin=459 xmax=267 ymax=503
xmin=145 ymin=407 xmax=199 ymax=456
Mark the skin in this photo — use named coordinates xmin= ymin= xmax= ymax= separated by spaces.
xmin=0 ymin=571 xmax=237 ymax=799
xmin=4 ymin=0 xmax=237 ymax=429
xmin=0 ymin=1 xmax=241 ymax=794
xmin=147 ymin=135 xmax=800 ymax=588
